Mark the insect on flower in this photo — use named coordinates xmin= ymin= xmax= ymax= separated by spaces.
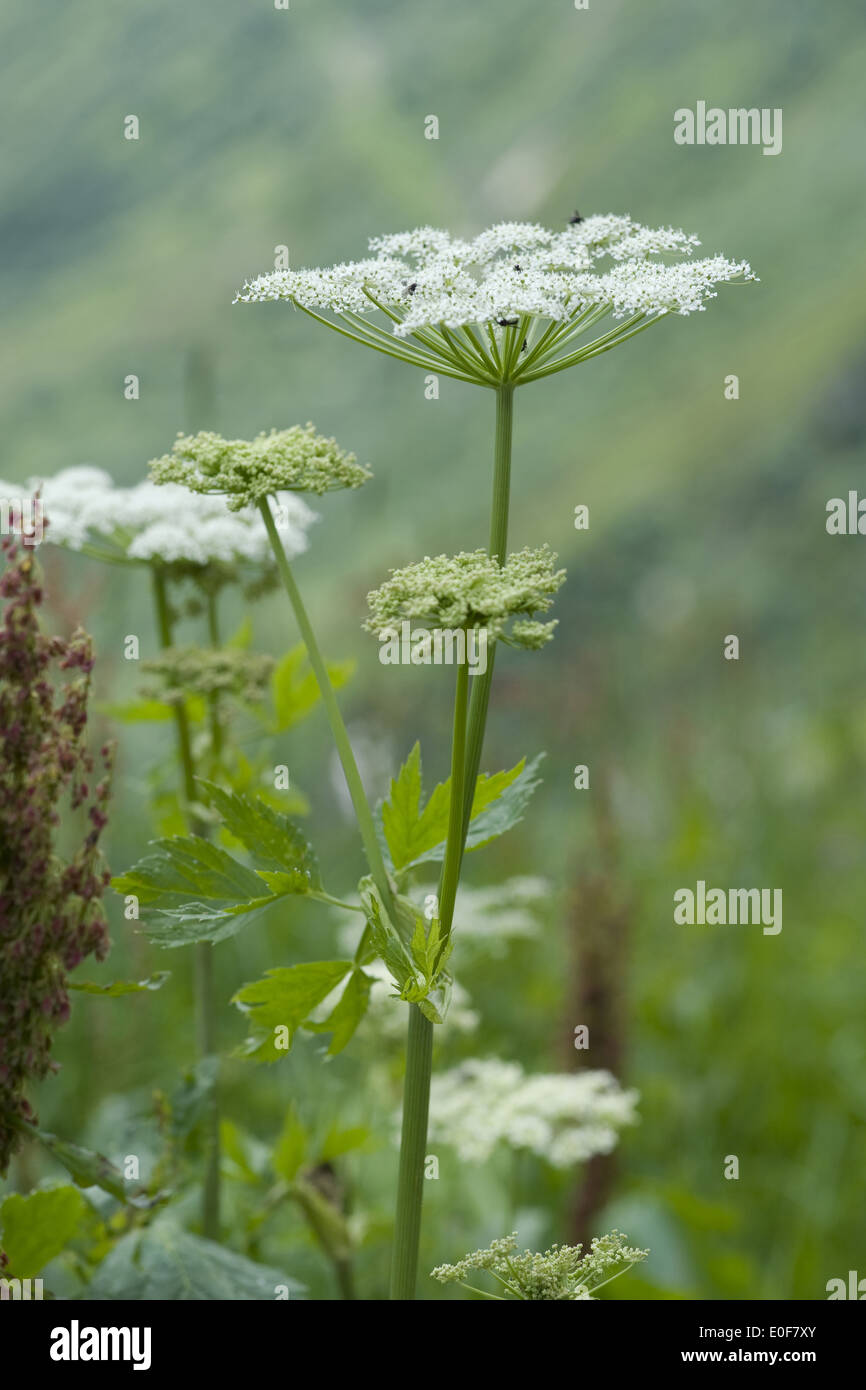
xmin=235 ymin=216 xmax=756 ymax=388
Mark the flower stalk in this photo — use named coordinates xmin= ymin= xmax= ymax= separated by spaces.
xmin=257 ymin=499 xmax=394 ymax=915
xmin=150 ymin=566 xmax=221 ymax=1241
xmin=389 ymin=656 xmax=468 ymax=1299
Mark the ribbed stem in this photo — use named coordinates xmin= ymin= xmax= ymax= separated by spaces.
xmin=459 ymin=384 xmax=513 ymax=850
xmin=389 ymin=1004 xmax=434 ymax=1299
xmin=389 ymin=659 xmax=469 ymax=1299
xmin=438 ymin=660 xmax=469 ymax=941
xmin=151 ymin=567 xmax=221 ymax=1241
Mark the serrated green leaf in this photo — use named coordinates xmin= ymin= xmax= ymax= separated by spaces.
xmin=463 ymin=754 xmax=545 ymax=851
xmin=381 ymin=743 xmax=424 ymax=870
xmin=358 ymin=878 xmax=417 ymax=989
xmin=272 ymin=1105 xmax=308 ymax=1183
xmin=198 ymin=779 xmax=320 ymax=886
xmin=113 ymin=835 xmax=289 ymax=947
xmin=379 ymin=747 xmax=543 ymax=871
xmin=0 ymin=1187 xmax=90 ymax=1278
xmin=358 ymin=878 xmax=453 ymax=1020
xmin=113 ymin=836 xmax=265 ymax=906
xmin=68 ymin=971 xmax=170 ymax=996
xmin=82 ymin=1217 xmax=305 ymax=1300
xmin=144 ymin=897 xmax=279 ymax=948
xmin=232 ymin=961 xmax=353 ymax=1062
xmin=305 ymin=967 xmax=373 ymax=1054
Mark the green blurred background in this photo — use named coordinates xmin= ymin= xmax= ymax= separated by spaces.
xmin=2 ymin=0 xmax=865 ymax=1299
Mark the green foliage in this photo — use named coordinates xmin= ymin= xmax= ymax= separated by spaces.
xmin=3 ymin=0 xmax=862 ymax=1303
xmin=83 ymin=1217 xmax=305 ymax=1300
xmin=198 ymin=779 xmax=320 ymax=886
xmin=98 ymin=699 xmax=179 ymax=724
xmin=271 ymin=1106 xmax=308 ymax=1183
xmin=112 ymin=786 xmax=326 ymax=947
xmin=379 ymin=743 xmax=544 ymax=872
xmin=22 ymin=1125 xmax=155 ymax=1209
xmin=232 ymin=960 xmax=370 ymax=1061
xmin=269 ymin=644 xmax=354 ymax=733
xmin=169 ymin=1058 xmax=220 ymax=1142
xmin=0 ymin=1186 xmax=90 ymax=1278
xmin=112 ymin=837 xmax=274 ymax=947
xmin=304 ymin=966 xmax=374 ymax=1053
xmin=358 ymin=877 xmax=452 ymax=1022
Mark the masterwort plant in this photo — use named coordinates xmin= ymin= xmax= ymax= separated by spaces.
xmin=231 ymin=212 xmax=755 ymax=1298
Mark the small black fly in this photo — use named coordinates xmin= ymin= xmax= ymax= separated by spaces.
xmin=568 ymin=210 xmax=584 ymax=225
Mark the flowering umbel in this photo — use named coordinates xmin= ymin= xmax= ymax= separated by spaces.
xmin=0 ymin=537 xmax=113 ymax=1173
xmin=426 ymin=1058 xmax=638 ymax=1167
xmin=431 ymin=1230 xmax=649 ymax=1300
xmin=140 ymin=646 xmax=275 ymax=707
xmin=365 ymin=547 xmax=566 ymax=649
xmin=235 ymin=215 xmax=756 ymax=386
xmin=1 ymin=466 xmax=318 ymax=572
xmin=148 ymin=425 xmax=371 ymax=506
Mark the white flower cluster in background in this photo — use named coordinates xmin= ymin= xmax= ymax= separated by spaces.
xmin=426 ymin=1058 xmax=639 ymax=1167
xmin=0 ymin=467 xmax=317 ymax=566
xmin=236 ymin=215 xmax=755 ymax=331
xmin=427 ymin=875 xmax=548 ymax=956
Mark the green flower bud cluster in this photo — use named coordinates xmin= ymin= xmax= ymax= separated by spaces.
xmin=365 ymin=546 xmax=566 ymax=650
xmin=149 ymin=425 xmax=371 ymax=507
xmin=431 ymin=1229 xmax=648 ymax=1300
xmin=140 ymin=646 xmax=275 ymax=706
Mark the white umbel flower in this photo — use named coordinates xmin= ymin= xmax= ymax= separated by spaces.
xmin=235 ymin=215 xmax=755 ymax=386
xmin=11 ymin=468 xmax=317 ymax=567
xmin=425 ymin=1057 xmax=639 ymax=1166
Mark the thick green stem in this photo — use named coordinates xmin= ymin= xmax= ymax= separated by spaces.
xmin=150 ymin=567 xmax=221 ymax=1242
xmin=389 ymin=661 xmax=469 ymax=1299
xmin=438 ymin=660 xmax=469 ymax=940
xmin=389 ymin=386 xmax=514 ymax=1300
xmin=258 ymin=500 xmax=394 ymax=914
xmin=389 ymin=1004 xmax=434 ymax=1299
xmin=459 ymin=384 xmax=513 ymax=849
